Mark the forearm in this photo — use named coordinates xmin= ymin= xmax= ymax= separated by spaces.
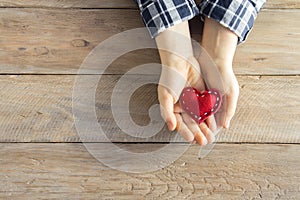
xmin=155 ymin=21 xmax=197 ymax=102
xmin=155 ymin=21 xmax=194 ymax=69
xmin=201 ymin=17 xmax=238 ymax=73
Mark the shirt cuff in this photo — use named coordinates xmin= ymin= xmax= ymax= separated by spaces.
xmin=139 ymin=0 xmax=200 ymax=38
xmin=198 ymin=0 xmax=266 ymax=44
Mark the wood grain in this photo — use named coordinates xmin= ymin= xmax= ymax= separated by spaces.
xmin=0 ymin=9 xmax=299 ymax=75
xmin=234 ymin=10 xmax=300 ymax=75
xmin=0 ymin=2 xmax=297 ymax=198
xmin=0 ymin=143 xmax=299 ymax=199
xmin=0 ymin=0 xmax=298 ymax=9
xmin=0 ymin=0 xmax=135 ymax=8
xmin=0 ymin=75 xmax=298 ymax=143
xmin=263 ymin=0 xmax=300 ymax=9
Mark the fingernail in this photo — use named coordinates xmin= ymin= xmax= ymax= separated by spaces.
xmin=226 ymin=121 xmax=230 ymax=128
xmin=224 ymin=121 xmax=230 ymax=129
xmin=167 ymin=122 xmax=173 ymax=131
xmin=191 ymin=140 xmax=197 ymax=145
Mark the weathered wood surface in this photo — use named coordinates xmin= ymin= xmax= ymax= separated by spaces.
xmin=0 ymin=0 xmax=298 ymax=9
xmin=0 ymin=1 xmax=298 ymax=199
xmin=234 ymin=10 xmax=300 ymax=75
xmin=0 ymin=75 xmax=298 ymax=143
xmin=0 ymin=143 xmax=299 ymax=199
xmin=0 ymin=0 xmax=136 ymax=8
xmin=264 ymin=0 xmax=300 ymax=9
xmin=0 ymin=9 xmax=299 ymax=75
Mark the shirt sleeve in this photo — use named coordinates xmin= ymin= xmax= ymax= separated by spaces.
xmin=134 ymin=0 xmax=200 ymax=38
xmin=198 ymin=0 xmax=266 ymax=44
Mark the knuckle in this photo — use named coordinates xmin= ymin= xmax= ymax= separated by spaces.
xmin=175 ymin=120 xmax=182 ymax=131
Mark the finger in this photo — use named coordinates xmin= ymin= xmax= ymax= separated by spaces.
xmin=205 ymin=115 xmax=217 ymax=132
xmin=175 ymin=113 xmax=195 ymax=142
xmin=223 ymin=92 xmax=239 ymax=128
xmin=214 ymin=110 xmax=224 ymax=128
xmin=182 ymin=113 xmax=207 ymax=146
xmin=158 ymin=87 xmax=177 ymax=131
xmin=174 ymin=102 xmax=183 ymax=114
xmin=199 ymin=122 xmax=215 ymax=144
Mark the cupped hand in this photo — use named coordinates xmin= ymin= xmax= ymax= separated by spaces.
xmin=157 ymin=53 xmax=217 ymax=145
xmin=200 ymin=17 xmax=240 ymax=129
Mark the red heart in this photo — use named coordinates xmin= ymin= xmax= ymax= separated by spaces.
xmin=179 ymin=87 xmax=222 ymax=124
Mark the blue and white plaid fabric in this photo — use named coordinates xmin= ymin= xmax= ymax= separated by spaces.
xmin=135 ymin=0 xmax=266 ymax=43
xmin=136 ymin=0 xmax=200 ymax=38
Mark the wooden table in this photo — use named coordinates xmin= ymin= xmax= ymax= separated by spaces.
xmin=0 ymin=0 xmax=299 ymax=199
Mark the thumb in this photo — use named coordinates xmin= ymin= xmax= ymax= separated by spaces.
xmin=158 ymin=86 xmax=177 ymax=131
xmin=223 ymin=89 xmax=239 ymax=128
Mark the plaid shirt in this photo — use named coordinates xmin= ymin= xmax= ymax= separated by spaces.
xmin=135 ymin=0 xmax=266 ymax=43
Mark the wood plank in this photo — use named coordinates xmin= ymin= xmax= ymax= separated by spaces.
xmin=0 ymin=0 xmax=137 ymax=8
xmin=0 ymin=0 xmax=135 ymax=8
xmin=234 ymin=9 xmax=300 ymax=75
xmin=0 ymin=143 xmax=299 ymax=199
xmin=0 ymin=9 xmax=299 ymax=75
xmin=0 ymin=75 xmax=299 ymax=143
xmin=0 ymin=8 xmax=145 ymax=74
xmin=0 ymin=0 xmax=298 ymax=9
xmin=263 ymin=0 xmax=300 ymax=9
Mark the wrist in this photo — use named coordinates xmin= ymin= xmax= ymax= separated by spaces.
xmin=199 ymin=52 xmax=234 ymax=75
xmin=213 ymin=59 xmax=234 ymax=75
xmin=159 ymin=50 xmax=196 ymax=75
